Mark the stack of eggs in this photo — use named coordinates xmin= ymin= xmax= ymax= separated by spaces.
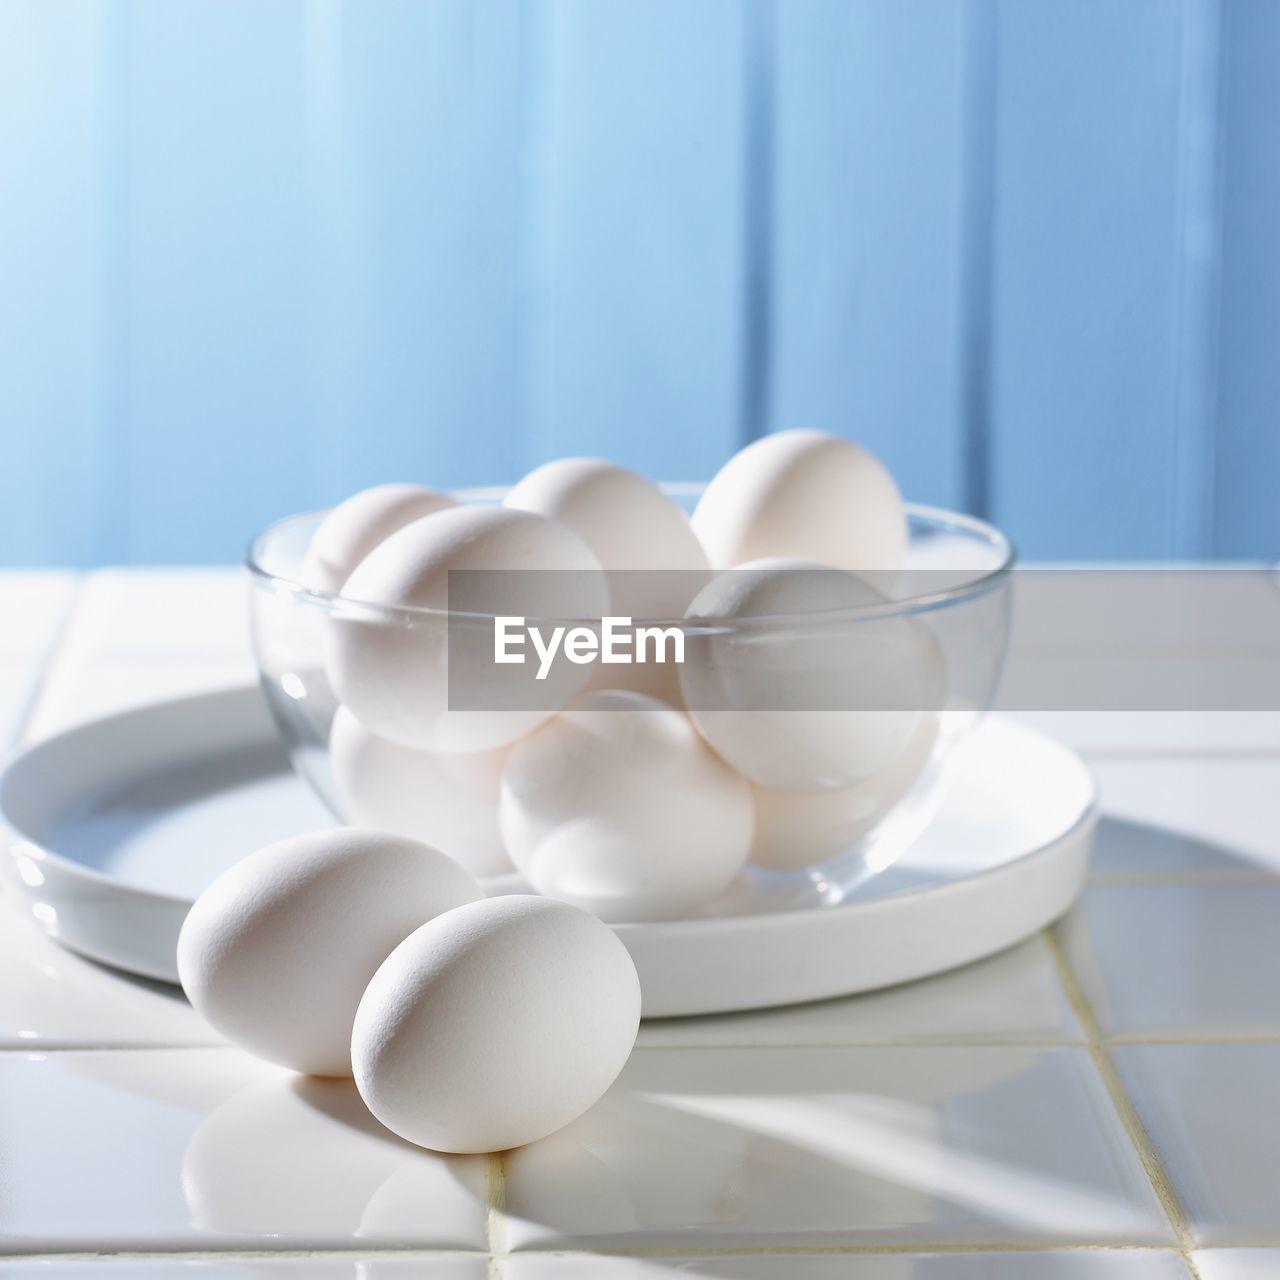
xmin=319 ymin=428 xmax=938 ymax=920
xmin=178 ymin=429 xmax=939 ymax=1156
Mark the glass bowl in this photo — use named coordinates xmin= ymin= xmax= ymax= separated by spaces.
xmin=245 ymin=486 xmax=1014 ymax=917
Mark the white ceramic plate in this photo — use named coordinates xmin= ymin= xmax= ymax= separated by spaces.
xmin=0 ymin=686 xmax=1095 ymax=1017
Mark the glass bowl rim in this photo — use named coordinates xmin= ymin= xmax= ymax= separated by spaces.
xmin=244 ymin=486 xmax=1018 ymax=626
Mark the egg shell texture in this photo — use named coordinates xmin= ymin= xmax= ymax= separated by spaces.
xmin=499 ymin=689 xmax=755 ymax=921
xmin=691 ymin=429 xmax=907 ymax=572
xmin=504 ymin=460 xmax=709 ymax=703
xmin=325 ymin=504 xmax=611 ymax=753
xmin=679 ymin=557 xmax=936 ymax=792
xmin=352 ymin=894 xmax=641 ymax=1153
xmin=504 ymin=457 xmax=709 ymax=616
xmin=303 ymin=484 xmax=457 ymax=595
xmin=748 ymin=711 xmax=940 ymax=870
xmin=176 ymin=827 xmax=481 ymax=1077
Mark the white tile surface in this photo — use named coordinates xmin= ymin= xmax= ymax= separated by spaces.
xmin=0 ymin=572 xmax=78 ymax=744
xmin=1115 ymin=1044 xmax=1280 ymax=1244
xmin=1090 ymin=761 xmax=1280 ymax=877
xmin=57 ymin=568 xmax=252 ymax=662
xmin=504 ymin=1256 xmax=1191 ymax=1278
xmin=0 ymin=570 xmax=1268 ymax=1261
xmin=501 ymin=1046 xmax=1171 ymax=1250
xmin=0 ymin=571 xmax=78 ymax=659
xmin=0 ymin=896 xmax=220 ymax=1048
xmin=23 ymin=657 xmax=255 ymax=741
xmin=0 ymin=1049 xmax=490 ymax=1252
xmin=1194 ymin=1251 xmax=1280 ymax=1280
xmin=0 ymin=663 xmax=41 ymax=746
xmin=1061 ymin=886 xmax=1280 ymax=1038
xmin=0 ymin=1264 xmax=484 ymax=1278
xmin=639 ymin=936 xmax=1081 ymax=1047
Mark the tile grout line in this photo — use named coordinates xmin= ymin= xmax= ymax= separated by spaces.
xmin=0 ymin=1042 xmax=231 ymax=1055
xmin=10 ymin=1029 xmax=1280 ymax=1057
xmin=486 ymin=1150 xmax=508 ymax=1273
xmin=466 ymin=1243 xmax=1206 ymax=1259
xmin=7 ymin=573 xmax=86 ymax=749
xmin=1043 ymin=926 xmax=1205 ymax=1280
xmin=7 ymin=571 xmax=256 ymax=746
xmin=0 ymin=1243 xmax=1207 ymax=1263
xmin=632 ymin=1035 xmax=1089 ymax=1051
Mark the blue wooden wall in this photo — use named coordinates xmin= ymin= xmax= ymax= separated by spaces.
xmin=0 ymin=0 xmax=1275 ymax=565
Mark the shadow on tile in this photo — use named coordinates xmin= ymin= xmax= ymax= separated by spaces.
xmin=1091 ymin=816 xmax=1277 ymax=877
xmin=500 ymin=1046 xmax=1169 ymax=1249
xmin=77 ymin=949 xmax=192 ymax=1003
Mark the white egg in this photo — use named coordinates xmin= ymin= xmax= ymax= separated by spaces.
xmin=326 ymin=504 xmax=610 ymax=753
xmin=176 ymin=828 xmax=480 ymax=1076
xmin=748 ymin=713 xmax=939 ymax=870
xmin=505 ymin=459 xmax=709 ymax=702
xmin=352 ymin=894 xmax=641 ymax=1153
xmin=328 ymin=706 xmax=512 ymax=878
xmin=303 ymin=483 xmax=457 ymax=595
xmin=691 ymin=429 xmax=907 ymax=571
xmin=679 ymin=558 xmax=937 ymax=792
xmin=504 ymin=457 xmax=709 ymax=616
xmin=499 ymin=689 xmax=754 ymax=921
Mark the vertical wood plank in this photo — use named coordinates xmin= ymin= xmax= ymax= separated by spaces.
xmin=311 ymin=0 xmax=530 ymax=498
xmin=119 ymin=0 xmax=314 ymax=562
xmin=527 ymin=0 xmax=750 ymax=482
xmin=0 ymin=2 xmax=117 ymax=565
xmin=986 ymin=0 xmax=1196 ymax=559
xmin=1212 ymin=0 xmax=1280 ymax=558
xmin=768 ymin=0 xmax=973 ymax=511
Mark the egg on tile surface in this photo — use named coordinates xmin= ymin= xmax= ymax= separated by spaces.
xmin=691 ymin=428 xmax=907 ymax=572
xmin=679 ymin=558 xmax=938 ymax=792
xmin=352 ymin=894 xmax=641 ymax=1154
xmin=176 ymin=828 xmax=480 ymax=1076
xmin=748 ymin=712 xmax=939 ymax=870
xmin=303 ymin=483 xmax=457 ymax=595
xmin=328 ymin=706 xmax=512 ymax=878
xmin=325 ymin=504 xmax=610 ymax=753
xmin=499 ymin=689 xmax=754 ymax=922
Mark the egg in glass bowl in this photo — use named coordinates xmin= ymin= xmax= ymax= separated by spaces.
xmin=246 ymin=437 xmax=1014 ymax=921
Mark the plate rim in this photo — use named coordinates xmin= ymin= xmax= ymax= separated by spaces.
xmin=1 ymin=684 xmax=1097 ymax=932
xmin=1 ymin=684 xmax=276 ymax=909
xmin=0 ymin=684 xmax=1097 ymax=1010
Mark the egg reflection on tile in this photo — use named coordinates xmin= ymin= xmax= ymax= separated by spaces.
xmin=0 ymin=1049 xmax=489 ymax=1253
xmin=502 ymin=1252 xmax=1191 ymax=1278
xmin=500 ymin=1047 xmax=1170 ymax=1251
xmin=182 ymin=1071 xmax=486 ymax=1239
